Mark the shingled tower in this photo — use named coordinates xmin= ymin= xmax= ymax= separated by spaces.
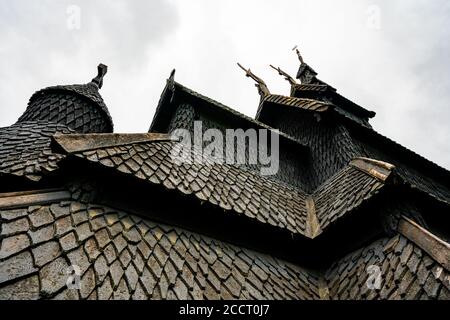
xmin=0 ymin=64 xmax=112 ymax=186
xmin=0 ymin=54 xmax=448 ymax=300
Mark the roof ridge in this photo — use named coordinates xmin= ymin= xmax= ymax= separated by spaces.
xmin=263 ymin=94 xmax=334 ymax=112
xmin=397 ymin=216 xmax=450 ymax=271
xmin=305 ymin=197 xmax=322 ymax=238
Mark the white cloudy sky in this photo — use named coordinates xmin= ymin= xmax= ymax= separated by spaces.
xmin=1 ymin=0 xmax=449 ymax=169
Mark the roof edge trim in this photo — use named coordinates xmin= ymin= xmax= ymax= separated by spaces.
xmin=398 ymin=216 xmax=450 ymax=272
xmin=305 ymin=197 xmax=322 ymax=239
xmin=350 ymin=157 xmax=395 ymax=182
xmin=52 ymin=133 xmax=174 ymax=154
xmin=263 ymin=94 xmax=333 ymax=113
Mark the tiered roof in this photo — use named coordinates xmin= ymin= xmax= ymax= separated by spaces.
xmin=0 ymin=54 xmax=449 ymax=300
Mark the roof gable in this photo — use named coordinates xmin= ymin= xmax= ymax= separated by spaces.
xmin=149 ymin=71 xmax=306 ymax=148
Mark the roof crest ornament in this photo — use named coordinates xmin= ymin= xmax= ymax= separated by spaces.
xmin=269 ymin=64 xmax=297 ymax=86
xmin=237 ymin=63 xmax=270 ymax=97
xmin=90 ymin=63 xmax=108 ymax=89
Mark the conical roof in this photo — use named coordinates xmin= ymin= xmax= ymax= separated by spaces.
xmin=18 ymin=64 xmax=113 ymax=133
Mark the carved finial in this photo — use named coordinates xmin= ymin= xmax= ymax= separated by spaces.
xmin=269 ymin=64 xmax=297 ymax=86
xmin=169 ymin=69 xmax=176 ymax=79
xmin=91 ymin=63 xmax=108 ymax=89
xmin=237 ymin=63 xmax=270 ymax=97
xmin=292 ymin=46 xmax=304 ymax=64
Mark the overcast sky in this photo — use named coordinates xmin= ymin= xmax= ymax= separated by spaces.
xmin=1 ymin=0 xmax=449 ymax=169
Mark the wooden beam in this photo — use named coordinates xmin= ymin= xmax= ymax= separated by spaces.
xmin=350 ymin=157 xmax=395 ymax=182
xmin=398 ymin=216 xmax=450 ymax=271
xmin=305 ymin=197 xmax=322 ymax=239
xmin=0 ymin=188 xmax=64 ymax=199
xmin=0 ymin=190 xmax=71 ymax=210
xmin=52 ymin=133 xmax=174 ymax=154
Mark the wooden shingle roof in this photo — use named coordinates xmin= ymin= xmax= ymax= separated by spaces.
xmin=0 ymin=121 xmax=73 ymax=181
xmin=52 ymin=133 xmax=401 ymax=239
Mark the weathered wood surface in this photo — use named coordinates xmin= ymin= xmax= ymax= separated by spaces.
xmin=0 ymin=190 xmax=71 ymax=210
xmin=398 ymin=216 xmax=450 ymax=271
